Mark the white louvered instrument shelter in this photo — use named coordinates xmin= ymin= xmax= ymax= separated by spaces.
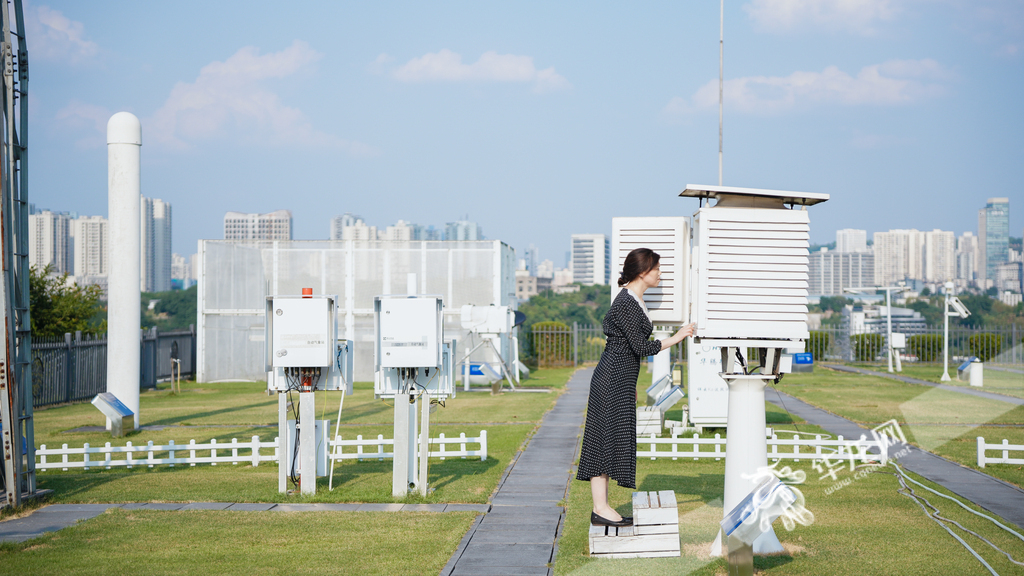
xmin=693 ymin=207 xmax=811 ymax=340
xmin=611 ymin=217 xmax=690 ymax=325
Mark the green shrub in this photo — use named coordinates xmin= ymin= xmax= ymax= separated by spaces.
xmin=906 ymin=334 xmax=942 ymax=362
xmin=851 ymin=333 xmax=885 ymax=362
xmin=967 ymin=333 xmax=1002 ymax=362
xmin=807 ymin=331 xmax=830 ymax=361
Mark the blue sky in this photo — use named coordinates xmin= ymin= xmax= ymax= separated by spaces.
xmin=25 ymin=0 xmax=1024 ymax=265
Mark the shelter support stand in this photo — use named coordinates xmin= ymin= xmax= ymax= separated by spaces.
xmin=278 ymin=393 xmax=287 ymax=493
xmin=710 ymin=346 xmax=784 ymax=570
xmin=460 ymin=337 xmax=517 ymax=394
xmin=299 ymin=391 xmax=315 ymax=495
xmin=652 ymin=329 xmax=672 ymax=389
xmin=393 ymin=391 xmax=432 ymax=497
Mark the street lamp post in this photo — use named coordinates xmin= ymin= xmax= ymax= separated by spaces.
xmin=941 ymin=281 xmax=970 ymax=382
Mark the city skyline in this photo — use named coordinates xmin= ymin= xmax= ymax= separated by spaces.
xmin=23 ymin=2 xmax=1023 ymax=265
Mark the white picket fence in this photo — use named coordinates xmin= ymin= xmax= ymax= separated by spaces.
xmin=977 ymin=437 xmax=1024 ymax=468
xmin=637 ymin=433 xmax=890 ymax=463
xmin=37 ymin=431 xmax=488 ymax=471
xmin=329 ymin=431 xmax=487 ymax=462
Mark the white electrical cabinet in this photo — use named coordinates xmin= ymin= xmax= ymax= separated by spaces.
xmin=611 ymin=217 xmax=690 ymax=325
xmin=265 ymin=295 xmax=348 ymax=392
xmin=373 ymin=295 xmax=454 ymax=399
xmin=688 ymin=342 xmax=747 ymax=429
xmin=376 ymin=296 xmax=443 ymax=368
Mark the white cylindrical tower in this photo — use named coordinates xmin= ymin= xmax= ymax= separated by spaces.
xmin=107 ymin=112 xmax=142 ymax=429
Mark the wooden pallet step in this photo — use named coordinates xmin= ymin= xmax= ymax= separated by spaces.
xmin=588 ymin=491 xmax=681 ymax=558
xmin=589 ymin=524 xmax=680 ymax=555
xmin=633 ymin=490 xmax=679 ymax=526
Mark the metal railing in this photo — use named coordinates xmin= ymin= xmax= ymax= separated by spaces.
xmin=807 ymin=325 xmax=1022 ymax=365
xmin=31 ymin=327 xmax=197 ymax=408
xmin=522 ymin=322 xmax=1022 ymax=368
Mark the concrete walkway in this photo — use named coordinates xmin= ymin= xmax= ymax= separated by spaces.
xmin=764 ymin=387 xmax=1024 ymax=530
xmin=441 ymin=367 xmax=591 ymax=576
xmin=823 ymin=363 xmax=1024 ymax=405
xmin=0 ymin=501 xmax=489 ymax=543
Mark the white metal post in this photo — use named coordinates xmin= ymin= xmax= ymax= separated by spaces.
xmin=419 ymin=391 xmax=430 ymax=496
xmin=107 ymin=112 xmax=142 ymax=429
xmin=885 ymin=288 xmax=894 ymax=373
xmin=278 ymin=392 xmax=287 ymax=493
xmin=942 ymin=289 xmax=951 ymax=382
xmin=299 ymin=391 xmax=316 ymax=494
xmin=713 ymin=369 xmax=784 ymax=564
xmin=653 ymin=328 xmax=672 ymax=387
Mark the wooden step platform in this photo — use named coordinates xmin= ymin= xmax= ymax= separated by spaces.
xmin=589 ymin=490 xmax=681 ymax=558
xmin=636 ymin=406 xmax=664 ymax=436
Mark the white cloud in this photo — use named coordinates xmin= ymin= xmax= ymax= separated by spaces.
xmin=744 ymin=0 xmax=901 ymax=34
xmin=665 ymin=59 xmax=951 ymax=117
xmin=149 ymin=41 xmax=374 ymax=155
xmin=390 ymin=49 xmax=570 ymax=93
xmin=25 ymin=4 xmax=99 ymax=63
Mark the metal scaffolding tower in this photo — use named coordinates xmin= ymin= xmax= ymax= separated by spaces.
xmin=0 ymin=0 xmax=34 ymax=509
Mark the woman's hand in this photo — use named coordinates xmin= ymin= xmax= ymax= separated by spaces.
xmin=660 ymin=323 xmax=696 ymax=351
xmin=674 ymin=323 xmax=696 ymax=342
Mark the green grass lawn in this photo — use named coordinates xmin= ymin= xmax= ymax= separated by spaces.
xmin=774 ymin=368 xmax=1024 ymax=489
xmin=0 ymin=508 xmax=476 ymax=576
xmin=31 ymin=368 xmax=574 ymax=504
xmin=555 ymin=458 xmax=1024 ymax=575
xmin=848 ymin=362 xmax=1024 ymax=400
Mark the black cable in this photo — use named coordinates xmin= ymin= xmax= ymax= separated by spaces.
xmin=770 ymin=383 xmax=801 ymax=434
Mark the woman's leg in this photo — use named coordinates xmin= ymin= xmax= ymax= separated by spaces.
xmin=590 ymin=474 xmax=622 ymax=521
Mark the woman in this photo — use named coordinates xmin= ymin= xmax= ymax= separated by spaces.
xmin=576 ymin=247 xmax=695 ymax=527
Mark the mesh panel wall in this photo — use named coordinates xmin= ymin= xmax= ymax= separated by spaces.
xmin=198 ymin=240 xmax=515 ymax=382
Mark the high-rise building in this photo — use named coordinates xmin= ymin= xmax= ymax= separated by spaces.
xmin=383 ymin=220 xmax=422 ymax=241
xmin=536 ymin=259 xmax=554 ymax=279
xmin=71 ymin=216 xmax=109 ymax=277
xmin=571 ymin=233 xmax=609 ymax=286
xmin=978 ymin=198 xmax=1009 ymax=285
xmin=836 ymin=229 xmax=868 ymax=253
xmin=223 ymin=209 xmax=292 ymax=241
xmin=141 ymin=197 xmax=172 ymax=292
xmin=29 ymin=210 xmax=71 ymax=274
xmin=995 ymin=262 xmax=1022 ymax=295
xmin=341 ymin=218 xmax=378 ymax=241
xmin=808 ymin=249 xmax=874 ymax=295
xmin=330 ymin=213 xmax=362 ymax=240
xmin=445 ymin=220 xmax=483 ymax=241
xmin=423 ymin=226 xmax=443 ymax=241
xmin=924 ymin=229 xmax=956 ymax=283
xmin=956 ymin=232 xmax=979 ymax=284
xmin=171 ymin=253 xmax=192 ymax=289
xmin=873 ymin=229 xmax=925 ymax=286
xmin=524 ymin=244 xmax=539 ymax=276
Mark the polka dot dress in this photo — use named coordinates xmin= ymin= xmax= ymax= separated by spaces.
xmin=576 ymin=288 xmax=662 ymax=489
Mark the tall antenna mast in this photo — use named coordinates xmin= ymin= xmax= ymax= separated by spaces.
xmin=719 ymin=0 xmax=724 ymax=186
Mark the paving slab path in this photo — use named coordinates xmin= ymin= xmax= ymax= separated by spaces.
xmin=441 ymin=367 xmax=592 ymax=576
xmin=765 ymin=387 xmax=1024 ymax=530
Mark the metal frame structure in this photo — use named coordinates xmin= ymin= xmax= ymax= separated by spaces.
xmin=1 ymin=0 xmax=34 ymax=509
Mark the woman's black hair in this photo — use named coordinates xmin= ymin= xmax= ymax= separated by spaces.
xmin=618 ymin=248 xmax=660 ymax=287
